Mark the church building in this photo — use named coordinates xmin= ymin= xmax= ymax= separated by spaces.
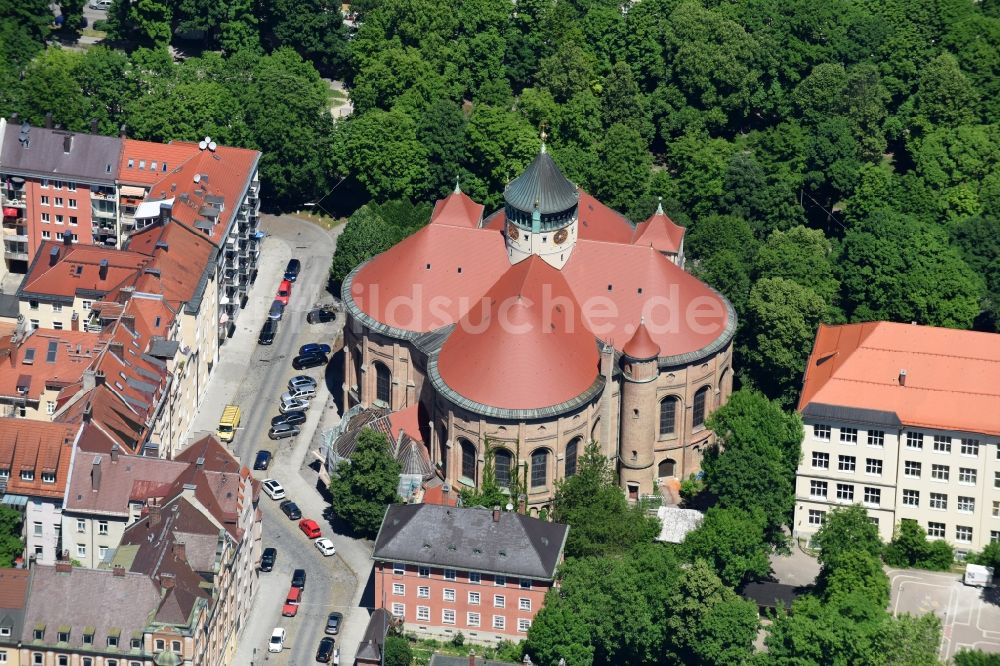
xmin=341 ymin=149 xmax=736 ymax=510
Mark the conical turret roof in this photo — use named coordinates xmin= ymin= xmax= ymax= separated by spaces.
xmin=623 ymin=319 xmax=661 ymax=360
xmin=504 ymin=147 xmax=579 ymax=215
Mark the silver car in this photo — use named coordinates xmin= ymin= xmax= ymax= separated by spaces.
xmin=279 ymin=395 xmax=310 ymax=414
xmin=288 ymin=375 xmax=318 ymax=392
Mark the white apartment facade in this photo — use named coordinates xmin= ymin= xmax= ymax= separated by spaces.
xmin=792 ymin=322 xmax=1000 ymax=555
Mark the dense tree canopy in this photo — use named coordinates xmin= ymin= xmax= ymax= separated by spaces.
xmin=328 ymin=428 xmax=401 ymax=538
xmin=0 ymin=506 xmax=24 ymax=568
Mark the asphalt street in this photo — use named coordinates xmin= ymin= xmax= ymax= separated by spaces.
xmin=184 ymin=215 xmax=373 ymax=666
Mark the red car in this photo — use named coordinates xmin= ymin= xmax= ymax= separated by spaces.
xmin=299 ymin=518 xmax=321 ymax=539
xmin=275 ymin=279 xmax=293 ymax=305
xmin=282 ymin=586 xmax=301 ymax=617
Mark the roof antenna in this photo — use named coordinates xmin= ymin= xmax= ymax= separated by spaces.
xmin=539 ymin=125 xmax=548 ymax=154
xmin=656 ymin=196 xmax=664 ymax=216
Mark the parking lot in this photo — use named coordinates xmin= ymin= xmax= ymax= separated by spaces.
xmin=890 ymin=568 xmax=1000 ymax=660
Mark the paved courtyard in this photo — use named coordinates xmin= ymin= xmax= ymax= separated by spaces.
xmin=890 ymin=568 xmax=1000 ymax=660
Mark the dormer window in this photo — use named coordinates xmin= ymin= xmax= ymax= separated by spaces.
xmin=42 ymin=472 xmax=56 ymax=483
xmin=128 ymin=159 xmax=134 ymax=168
xmin=21 ymin=469 xmax=34 ymax=481
xmin=0 ymin=468 xmax=9 ymax=479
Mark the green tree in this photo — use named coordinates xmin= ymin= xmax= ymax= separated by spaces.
xmin=258 ymin=0 xmax=347 ymax=76
xmin=683 ymin=506 xmax=772 ymax=588
xmin=329 ymin=205 xmax=401 ymax=286
xmin=839 ymin=211 xmax=983 ymax=328
xmin=743 ymin=277 xmax=828 ymax=406
xmin=417 ymin=99 xmax=467 ymax=199
xmin=588 ymin=123 xmax=651 ymax=218
xmin=463 ymin=105 xmax=538 ymax=208
xmin=812 ymin=505 xmax=883 ymax=571
xmin=334 ymin=108 xmax=431 ymax=200
xmin=126 ymin=79 xmax=250 ymax=145
xmin=879 ymin=613 xmax=943 ymax=666
xmin=382 ymin=635 xmax=412 ymax=666
xmin=955 ymin=649 xmax=1000 ymax=666
xmin=969 ymin=540 xmax=1000 ymax=571
xmin=524 ymin=590 xmax=596 ymax=666
xmin=822 ymin=550 xmax=890 ymax=609
xmin=0 ymin=505 xmax=24 ymax=567
xmin=459 ymin=440 xmax=527 ymax=511
xmin=14 ymin=48 xmax=90 ymax=131
xmin=665 ymin=560 xmax=759 ymax=666
xmin=328 ymin=428 xmax=401 ymax=538
xmin=551 ymin=442 xmax=659 ymax=559
xmin=753 ymin=226 xmax=840 ymax=304
xmin=883 ymin=519 xmax=954 ymax=571
xmin=702 ymin=389 xmax=803 ymax=545
xmin=913 ymin=53 xmax=980 ymax=128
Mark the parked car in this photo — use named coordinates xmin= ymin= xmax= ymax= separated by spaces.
xmin=260 ymin=547 xmax=277 ymax=572
xmin=269 ymin=423 xmax=301 ymax=440
xmin=292 ymin=568 xmax=307 ymax=589
xmin=268 ymin=299 xmax=285 ymax=321
xmin=253 ymin=450 xmax=272 ymax=470
xmin=316 ymin=637 xmax=335 ymax=663
xmin=258 ymin=318 xmax=278 ymax=345
xmin=261 ymin=479 xmax=285 ymax=500
xmin=268 ymin=628 xmax=286 ymax=653
xmin=315 ymin=537 xmax=336 ymax=557
xmin=325 ymin=612 xmax=342 ymax=635
xmin=88 ymin=0 xmax=112 ymax=9
xmin=283 ymin=385 xmax=317 ymax=402
xmin=275 ymin=279 xmax=293 ymax=305
xmin=282 ymin=586 xmax=302 ymax=617
xmin=271 ymin=411 xmax=307 ymax=427
xmin=288 ymin=375 xmax=318 ymax=392
xmin=279 ymin=500 xmax=302 ymax=520
xmin=292 ymin=353 xmax=327 ymax=370
xmin=284 ymin=258 xmax=301 ymax=282
xmin=307 ymin=306 xmax=336 ymax=324
xmin=279 ymin=395 xmax=310 ymax=414
xmin=299 ymin=343 xmax=332 ymax=357
xmin=299 ymin=518 xmax=321 ymax=539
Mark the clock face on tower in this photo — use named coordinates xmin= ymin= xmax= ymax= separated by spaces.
xmin=507 ymin=222 xmax=519 ymax=241
xmin=554 ymin=228 xmax=568 ymax=245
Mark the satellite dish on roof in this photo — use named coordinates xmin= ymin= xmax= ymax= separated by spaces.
xmin=208 ymin=141 xmax=217 ymax=152
xmin=505 ymin=503 xmax=514 ymax=512
xmin=198 ymin=140 xmax=207 ymax=150
xmin=193 ymin=174 xmax=201 ymax=183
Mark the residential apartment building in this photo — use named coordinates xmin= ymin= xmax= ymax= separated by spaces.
xmin=5 ymin=436 xmax=260 ymax=666
xmin=0 ymin=419 xmax=81 ymax=565
xmin=793 ymin=322 xmax=1000 ymax=554
xmin=0 ymin=118 xmax=260 ymax=352
xmin=0 ymin=116 xmax=123 ymax=276
xmin=373 ymin=504 xmax=568 ymax=644
xmin=0 ymin=328 xmax=99 ymax=421
xmin=0 ymin=567 xmax=29 ymax=666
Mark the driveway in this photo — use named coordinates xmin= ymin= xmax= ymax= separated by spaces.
xmin=890 ymin=568 xmax=1000 ymax=660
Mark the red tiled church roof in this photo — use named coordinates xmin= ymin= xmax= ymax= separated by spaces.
xmin=430 ymin=187 xmax=484 ymax=228
xmin=623 ymin=320 xmax=660 ymax=360
xmin=631 ymin=201 xmax=685 ymax=254
xmin=437 ymin=256 xmax=599 ymax=410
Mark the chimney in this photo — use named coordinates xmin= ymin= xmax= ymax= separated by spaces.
xmin=55 ymin=560 xmax=72 ymax=573
xmin=63 ymin=231 xmax=73 ymax=246
xmin=99 ymin=258 xmax=109 ymax=280
xmin=899 ymin=369 xmax=907 ymax=386
xmin=159 ymin=202 xmax=171 ymax=227
xmin=160 ymin=573 xmax=175 ymax=590
xmin=95 ymin=370 xmax=106 ymax=386
xmin=91 ymin=456 xmax=102 ymax=491
xmin=492 ymin=506 xmax=501 ymax=523
xmin=112 ymin=564 xmax=126 ymax=577
xmin=45 ymin=112 xmax=53 ymax=129
xmin=119 ymin=124 xmax=127 ymax=139
xmin=82 ymin=401 xmax=92 ymax=423
xmin=173 ymin=540 xmax=186 ymax=561
xmin=149 ymin=505 xmax=161 ymax=527
xmin=63 ymin=135 xmax=72 ymax=154
xmin=83 ymin=369 xmax=96 ymax=391
xmin=90 ymin=119 xmax=98 ymax=134
xmin=49 ymin=245 xmax=60 ymax=265
xmin=110 ymin=444 xmax=120 ymax=463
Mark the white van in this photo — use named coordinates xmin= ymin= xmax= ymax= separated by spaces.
xmin=964 ymin=563 xmax=994 ymax=588
xmin=88 ymin=0 xmax=113 ymax=9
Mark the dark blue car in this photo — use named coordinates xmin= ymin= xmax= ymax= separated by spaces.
xmin=284 ymin=259 xmax=301 ymax=282
xmin=299 ymin=343 xmax=332 ymax=356
xmin=253 ymin=450 xmax=272 ymax=470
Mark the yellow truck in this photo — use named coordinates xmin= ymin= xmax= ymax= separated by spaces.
xmin=217 ymin=405 xmax=241 ymax=443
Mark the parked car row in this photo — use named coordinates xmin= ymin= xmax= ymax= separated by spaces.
xmin=258 ymin=259 xmax=300 ymax=344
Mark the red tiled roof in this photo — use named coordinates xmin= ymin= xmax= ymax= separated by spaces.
xmin=118 ymin=139 xmax=201 ymax=187
xmin=126 ymin=219 xmax=216 ymax=307
xmin=57 ymin=384 xmax=147 ymax=454
xmin=483 ymin=190 xmax=635 ymax=244
xmin=386 ymin=404 xmax=422 ymax=444
xmin=798 ymin=322 xmax=1000 ymax=436
xmin=0 ymin=329 xmax=101 ymax=400
xmin=145 ymin=143 xmax=258 ymax=246
xmin=351 ymin=223 xmax=511 ymax=333
xmin=0 ymin=568 xmax=29 ymax=609
xmin=437 ymin=256 xmax=599 ymax=410
xmin=562 ymin=240 xmax=728 ymax=356
xmin=623 ymin=320 xmax=660 ymax=359
xmin=430 ymin=189 xmax=484 ymax=228
xmin=20 ymin=242 xmax=150 ymax=300
xmin=632 ymin=204 xmax=685 ymax=254
xmin=0 ymin=418 xmax=79 ymax=499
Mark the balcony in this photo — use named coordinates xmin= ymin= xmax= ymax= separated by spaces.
xmin=3 ymin=227 xmax=28 ymax=243
xmin=3 ymin=242 xmax=28 ymax=260
xmin=90 ymin=189 xmax=116 ymax=201
xmin=2 ymin=192 xmax=27 ymax=208
xmin=92 ymin=206 xmax=117 ymax=220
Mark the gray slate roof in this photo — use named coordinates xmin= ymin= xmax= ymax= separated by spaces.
xmin=503 ymin=149 xmax=578 ymax=214
xmin=1 ymin=123 xmax=122 ymax=185
xmin=355 ymin=609 xmax=391 ymax=661
xmin=801 ymin=402 xmax=902 ymax=428
xmin=373 ymin=504 xmax=568 ymax=580
xmin=429 ymin=656 xmax=523 ymax=666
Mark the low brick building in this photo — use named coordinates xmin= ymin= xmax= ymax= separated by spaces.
xmin=373 ymin=504 xmax=568 ymax=644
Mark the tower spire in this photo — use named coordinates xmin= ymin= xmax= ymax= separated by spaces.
xmin=655 ymin=196 xmax=664 ymax=216
xmin=454 ymin=176 xmax=461 ymax=194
